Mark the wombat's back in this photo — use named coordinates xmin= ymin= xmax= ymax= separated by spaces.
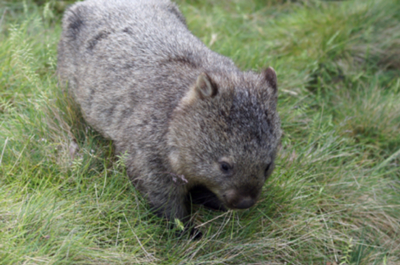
xmin=57 ymin=0 xmax=236 ymax=141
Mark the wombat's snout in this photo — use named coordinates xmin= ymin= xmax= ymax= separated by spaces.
xmin=224 ymin=190 xmax=257 ymax=209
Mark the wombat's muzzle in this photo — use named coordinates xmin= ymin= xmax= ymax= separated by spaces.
xmin=224 ymin=189 xmax=258 ymax=209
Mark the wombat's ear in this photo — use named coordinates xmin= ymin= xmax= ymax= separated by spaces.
xmin=195 ymin=73 xmax=218 ymax=99
xmin=262 ymin=67 xmax=277 ymax=94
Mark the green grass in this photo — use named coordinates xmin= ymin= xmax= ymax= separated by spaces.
xmin=1 ymin=0 xmax=400 ymax=264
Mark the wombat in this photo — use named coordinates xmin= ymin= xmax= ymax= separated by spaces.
xmin=57 ymin=0 xmax=281 ymax=237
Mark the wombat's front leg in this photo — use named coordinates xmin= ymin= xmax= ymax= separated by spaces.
xmin=148 ymin=185 xmax=202 ymax=238
xmin=149 ymin=187 xmax=189 ymax=221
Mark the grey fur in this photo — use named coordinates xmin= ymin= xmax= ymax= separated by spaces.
xmin=58 ymin=0 xmax=281 ymax=233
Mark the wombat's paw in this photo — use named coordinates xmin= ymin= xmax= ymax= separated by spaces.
xmin=190 ymin=227 xmax=203 ymax=240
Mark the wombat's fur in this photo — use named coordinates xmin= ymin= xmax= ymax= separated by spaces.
xmin=58 ymin=0 xmax=281 ymax=236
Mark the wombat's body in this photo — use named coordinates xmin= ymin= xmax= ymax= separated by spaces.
xmin=58 ymin=0 xmax=281 ymax=235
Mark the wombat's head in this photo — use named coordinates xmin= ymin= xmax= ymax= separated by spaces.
xmin=168 ymin=67 xmax=281 ymax=210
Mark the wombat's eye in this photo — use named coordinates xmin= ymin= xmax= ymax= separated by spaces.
xmin=219 ymin=161 xmax=232 ymax=174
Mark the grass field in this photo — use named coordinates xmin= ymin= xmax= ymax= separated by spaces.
xmin=1 ymin=0 xmax=400 ymax=264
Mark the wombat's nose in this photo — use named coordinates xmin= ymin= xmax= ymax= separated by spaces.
xmin=233 ymin=197 xmax=255 ymax=209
